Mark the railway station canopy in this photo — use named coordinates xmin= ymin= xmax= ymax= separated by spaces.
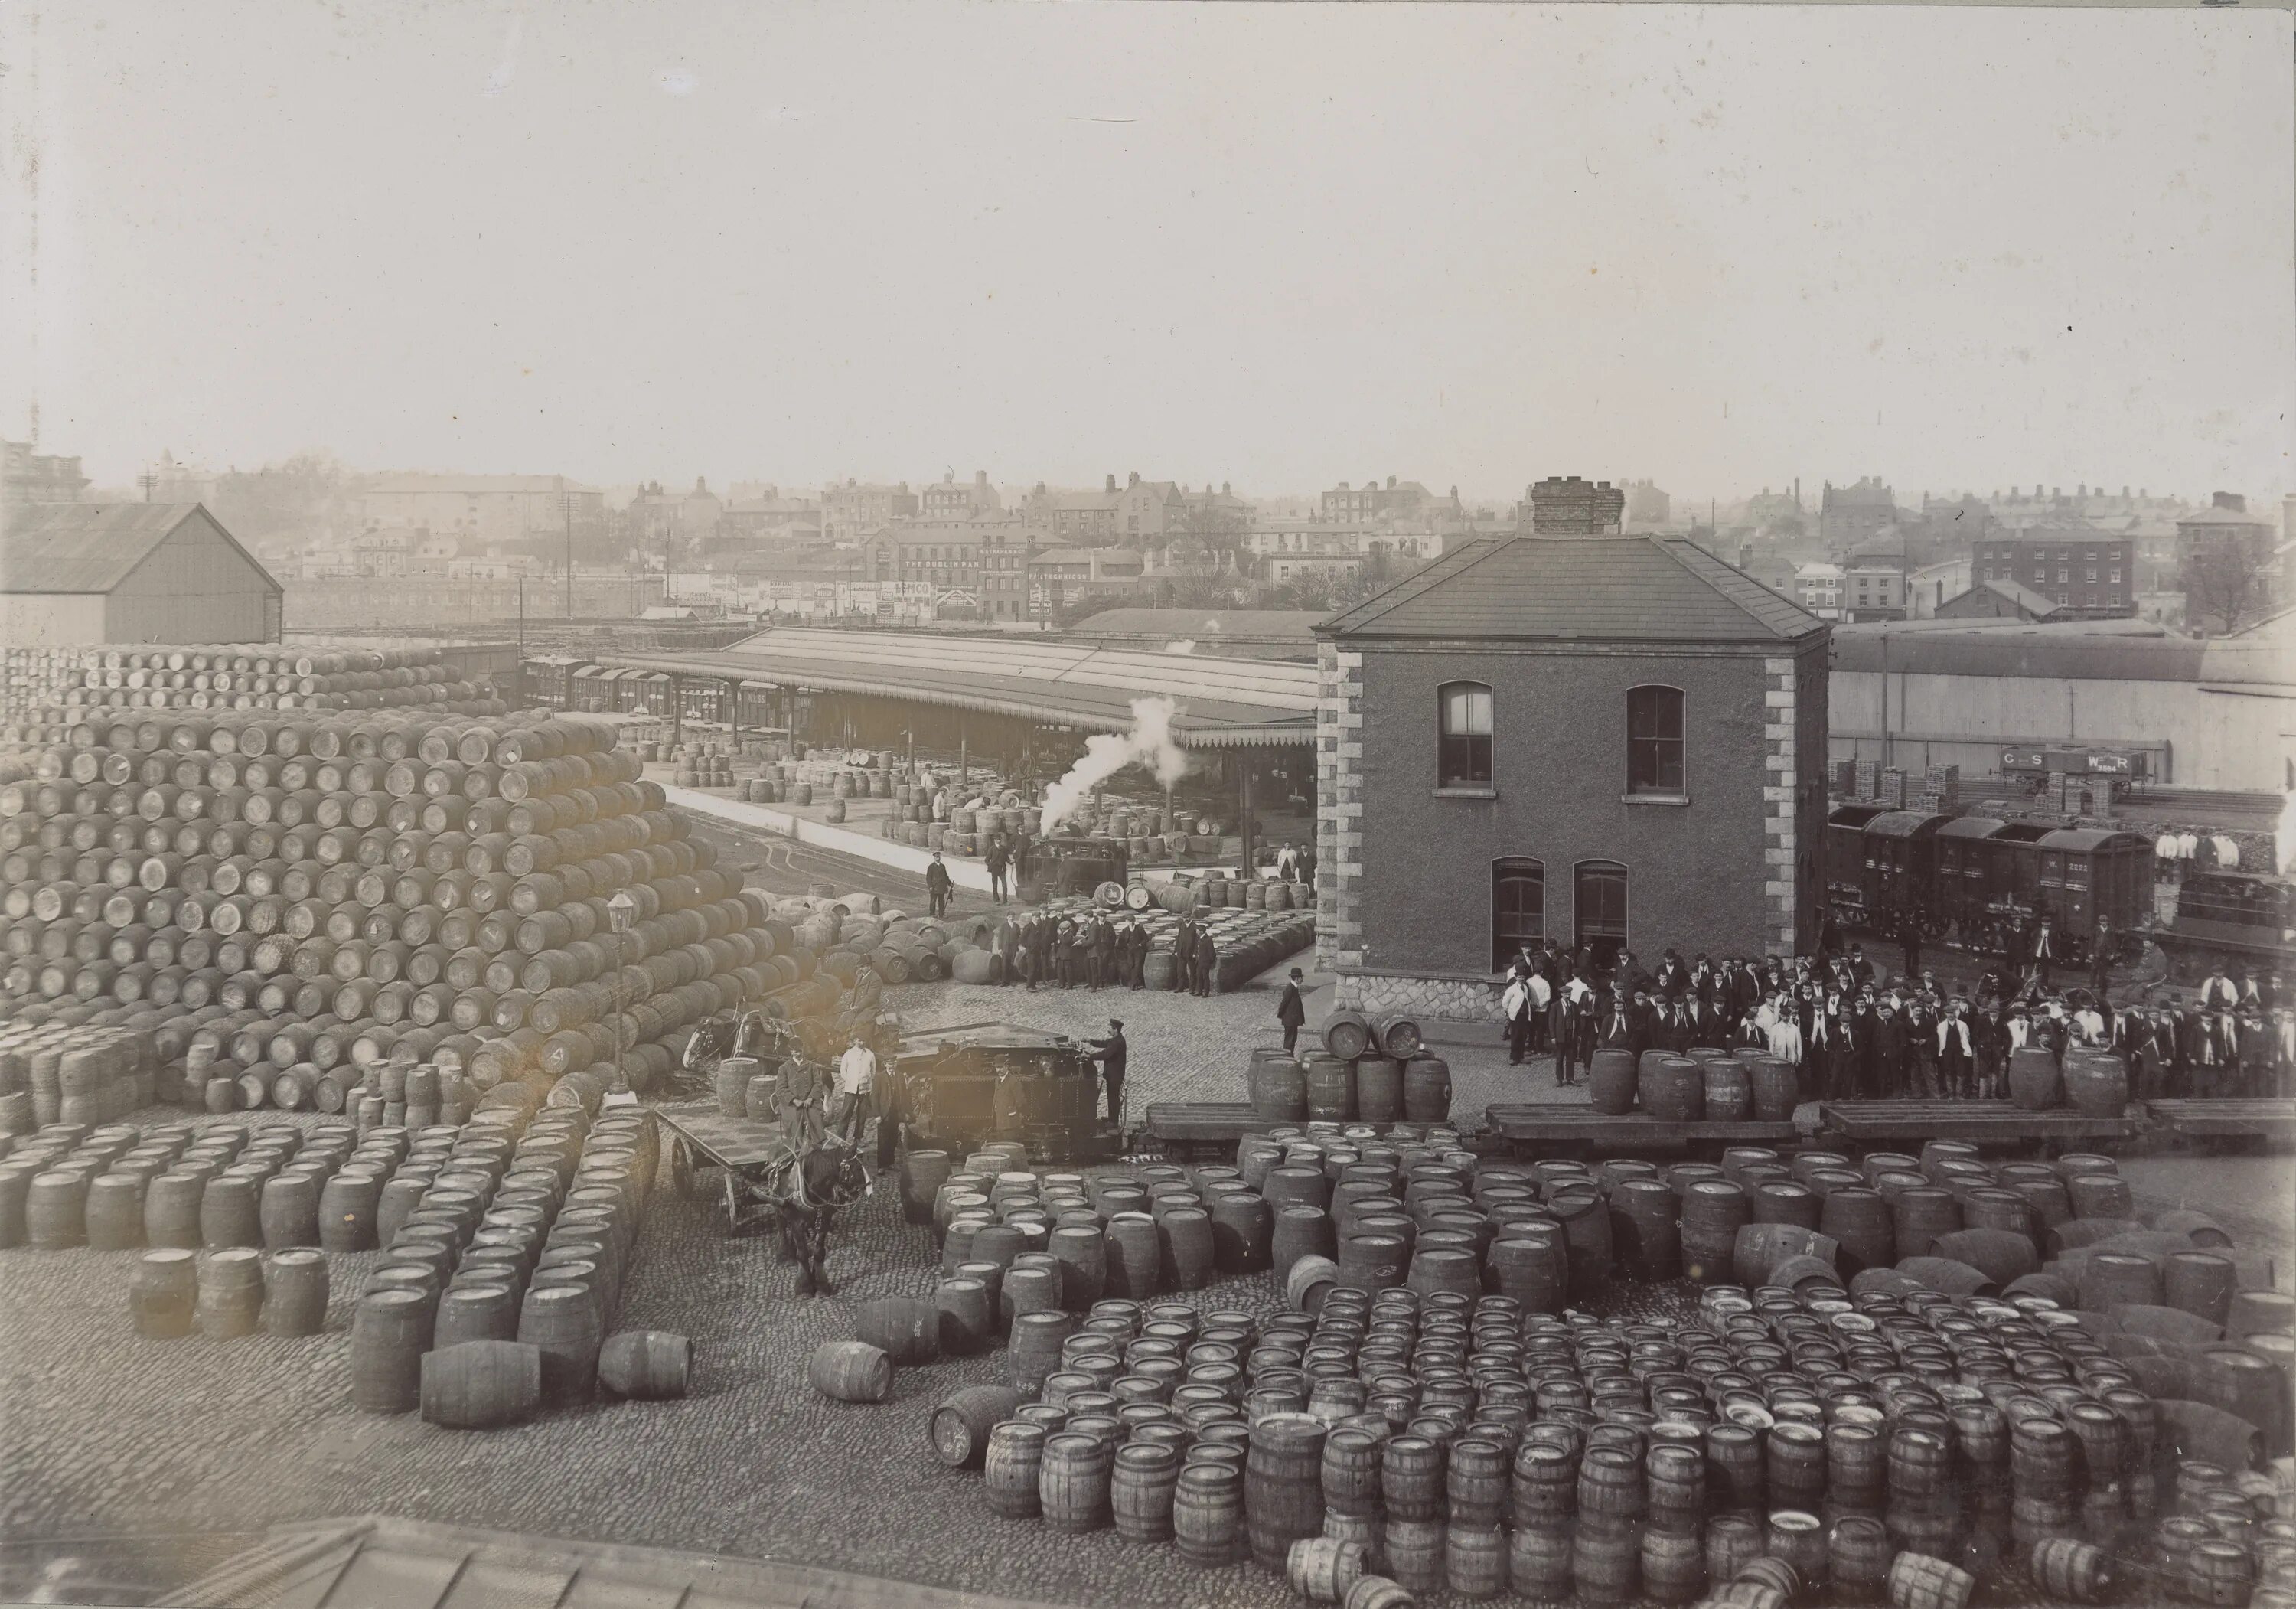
xmin=592 ymin=627 xmax=1317 ymax=749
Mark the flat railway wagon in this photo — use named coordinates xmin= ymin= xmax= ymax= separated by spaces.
xmin=1825 ymin=804 xmax=2153 ymax=963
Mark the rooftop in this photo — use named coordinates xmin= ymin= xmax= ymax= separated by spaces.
xmin=0 ymin=502 xmax=280 ymax=595
xmin=1320 ymin=534 xmax=1828 ymax=644
xmin=1833 ymin=619 xmax=2291 ymax=687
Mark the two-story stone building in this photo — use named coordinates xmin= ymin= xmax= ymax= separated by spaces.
xmin=1314 ymin=533 xmax=1831 ymax=1020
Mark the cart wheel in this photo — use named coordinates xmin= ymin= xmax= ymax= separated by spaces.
xmin=670 ymin=1139 xmax=696 ymax=1198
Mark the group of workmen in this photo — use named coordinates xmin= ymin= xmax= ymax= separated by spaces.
xmin=683 ymin=1009 xmax=904 ymax=1167
xmin=1497 ymin=935 xmax=2291 ymax=1105
xmin=1000 ymin=908 xmax=1222 ymax=997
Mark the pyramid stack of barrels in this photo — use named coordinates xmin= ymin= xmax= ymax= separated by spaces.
xmin=0 ymin=708 xmax=872 ymax=1121
xmin=911 ymin=1128 xmax=2294 ymax=1609
xmin=1246 ymin=1013 xmax=1450 ymax=1132
xmin=1 ymin=642 xmax=505 ymax=744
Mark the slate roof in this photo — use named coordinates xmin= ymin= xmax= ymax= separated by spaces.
xmin=0 ymin=502 xmax=279 ymax=595
xmin=1944 ymin=579 xmax=2069 ymax=619
xmin=1318 ymin=534 xmax=1827 ymax=644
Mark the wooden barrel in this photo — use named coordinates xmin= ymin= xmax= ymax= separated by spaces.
xmin=1510 ymin=1519 xmax=1574 ymax=1600
xmin=1322 ymin=1011 xmax=1372 ymax=1062
xmin=1286 ymin=1253 xmax=1341 ymax=1315
xmin=1354 ymin=1056 xmax=1402 ymax=1124
xmin=83 ymin=1172 xmax=144 ymax=1250
xmin=25 ymin=1170 xmax=87 ymax=1249
xmin=1587 ymin=1049 xmax=1637 ymax=1115
xmin=1173 ymin=1461 xmax=1245 ymax=1565
xmin=259 ymin=1248 xmax=330 ymax=1336
xmin=1571 ymin=1514 xmax=1641 ymax=1605
xmin=1009 ymin=1310 xmax=1077 ymax=1392
xmin=2006 ymin=1045 xmax=2063 ymax=1111
xmin=1446 ymin=1526 xmax=1505 ymax=1601
xmin=2062 ymin=1049 xmax=2129 ymax=1118
xmin=930 ymin=1385 xmax=1022 ymax=1469
xmin=351 ymin=1287 xmax=431 ymax=1412
xmin=1734 ymin=1222 xmax=1838 ymax=1287
xmin=1402 ymin=1057 xmax=1451 ymax=1124
xmin=1040 ymin=1431 xmax=1115 ymax=1533
xmin=1303 ymin=1056 xmax=1356 ymax=1123
xmin=129 ymin=1247 xmax=198 ymax=1339
xmin=1748 ymin=1057 xmax=1798 ymax=1122
xmin=1249 ymin=1053 xmax=1309 ymax=1125
xmin=985 ymin=1419 xmax=1047 ymax=1519
xmin=1829 ymin=1515 xmax=1893 ymax=1604
xmin=1288 ymin=1537 xmax=1370 ymax=1604
xmin=520 ymin=1284 xmax=605 ymax=1406
xmin=1375 ymin=1016 xmax=1424 ymax=1059
xmin=1887 ymin=1552 xmax=1976 ymax=1609
xmin=1161 ymin=1209 xmax=1215 ymax=1291
xmin=1642 ymin=1525 xmax=1707 ymax=1606
xmin=1247 ymin=1412 xmax=1329 ymax=1568
xmin=853 ymin=1297 xmax=941 ymax=1367
xmin=419 ymin=1340 xmax=542 ymax=1428
xmin=1111 ymin=1441 xmax=1180 ymax=1542
xmin=808 ymin=1339 xmax=893 ymax=1403
xmin=597 ymin=1330 xmax=692 ymax=1399
xmin=1639 ymin=1056 xmax=1703 ymax=1122
xmin=1383 ymin=1519 xmax=1445 ymax=1595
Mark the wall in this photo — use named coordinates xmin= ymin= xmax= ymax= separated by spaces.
xmin=1831 ymin=667 xmax=2287 ymax=791
xmin=1337 ymin=641 xmax=1784 ymax=1002
xmin=104 ymin=514 xmax=282 ymax=643
xmin=0 ymin=593 xmax=106 ymax=647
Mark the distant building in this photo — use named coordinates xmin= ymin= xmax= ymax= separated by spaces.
xmin=715 ymin=488 xmax=821 ymax=546
xmin=1623 ymin=480 xmax=1672 ymax=530
xmin=1971 ymin=531 xmax=2135 ymax=617
xmin=821 ymin=480 xmax=918 ymax=545
xmin=919 ymin=470 xmax=1003 ymax=520
xmin=2 ymin=440 xmax=90 ymax=507
xmin=140 ymin=449 xmax=218 ymax=505
xmin=2177 ymin=492 xmax=2281 ymax=635
xmin=1521 ymin=477 xmax=1625 ymax=536
xmin=1021 ymin=477 xmax=1122 ymax=545
xmin=1906 ymin=556 xmax=1973 ymax=618
xmin=856 ymin=514 xmax=1022 ymax=597
xmin=1818 ymin=478 xmax=1897 ymax=548
xmin=1841 ymin=562 xmax=1907 ymax=622
xmin=361 ymin=473 xmax=605 ymax=546
xmin=1 ymin=503 xmax=282 ymax=644
xmin=1794 ymin=562 xmax=1845 ymax=618
xmin=1028 ymin=545 xmax=1143 ymax=617
xmin=1261 ymin=552 xmax=1366 ymax=586
xmin=1322 ymin=476 xmax=1458 ymax=524
xmin=1246 ymin=522 xmax=1372 ymax=559
xmin=1933 ymin=580 xmax=2074 ymax=623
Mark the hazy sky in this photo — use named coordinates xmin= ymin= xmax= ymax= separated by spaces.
xmin=3 ymin=2 xmax=2290 ymax=508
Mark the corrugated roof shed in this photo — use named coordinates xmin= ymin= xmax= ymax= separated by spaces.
xmin=1833 ymin=622 xmax=2291 ymax=687
xmin=0 ymin=502 xmax=279 ymax=595
xmin=1319 ymin=534 xmax=1827 ymax=643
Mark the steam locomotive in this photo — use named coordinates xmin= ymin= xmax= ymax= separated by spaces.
xmin=1825 ymin=804 xmax=2155 ymax=964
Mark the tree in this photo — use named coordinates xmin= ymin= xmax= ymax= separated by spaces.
xmin=2184 ymin=537 xmax=2277 ymax=635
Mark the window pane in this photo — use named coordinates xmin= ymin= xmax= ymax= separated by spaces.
xmin=1492 ymin=860 xmax=1544 ymax=968
xmin=1439 ymin=684 xmax=1494 ymax=786
xmin=1574 ymin=863 xmax=1628 ymax=964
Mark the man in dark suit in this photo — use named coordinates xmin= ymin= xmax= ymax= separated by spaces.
xmin=1594 ymin=984 xmax=1651 ymax=1062
xmin=1088 ymin=1018 xmax=1127 ymax=1128
xmin=1848 ymin=997 xmax=1882 ymax=1098
xmin=1091 ymin=915 xmax=1117 ymax=991
xmin=1276 ymin=967 xmax=1306 ymax=1053
xmin=1872 ymin=999 xmax=1910 ymax=1098
xmin=1172 ymin=915 xmax=1195 ymax=993
xmin=1192 ymin=927 xmax=1218 ymax=998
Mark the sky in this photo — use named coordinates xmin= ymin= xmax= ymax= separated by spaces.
xmin=2 ymin=1 xmax=2291 ymax=509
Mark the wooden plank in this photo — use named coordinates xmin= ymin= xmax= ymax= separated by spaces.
xmin=1818 ymin=1099 xmax=2138 ymax=1144
xmin=652 ymin=1101 xmax=785 ymax=1169
xmin=1143 ymin=1101 xmax=1259 ymax=1142
xmin=2144 ymin=1098 xmax=2296 ymax=1140
xmin=1482 ymin=1105 xmax=1798 ymax=1147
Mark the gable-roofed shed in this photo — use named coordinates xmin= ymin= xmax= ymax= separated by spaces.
xmin=0 ymin=502 xmax=282 ymax=645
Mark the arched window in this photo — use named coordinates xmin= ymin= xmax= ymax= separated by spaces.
xmin=1626 ymin=685 xmax=1685 ymax=797
xmin=1492 ymin=858 xmax=1545 ymax=970
xmin=1574 ymin=860 xmax=1629 ymax=970
xmin=1438 ymin=681 xmax=1493 ymax=788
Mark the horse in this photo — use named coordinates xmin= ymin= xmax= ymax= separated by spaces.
xmin=754 ymin=1136 xmax=871 ymax=1296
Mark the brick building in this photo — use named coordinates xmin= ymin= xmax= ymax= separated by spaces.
xmin=1520 ymin=477 xmax=1625 ymax=535
xmin=1971 ymin=531 xmax=2135 ymax=617
xmin=1314 ymin=534 xmax=1829 ymax=1020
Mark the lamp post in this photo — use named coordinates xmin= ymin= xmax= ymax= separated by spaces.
xmin=604 ymin=889 xmax=638 ymax=1108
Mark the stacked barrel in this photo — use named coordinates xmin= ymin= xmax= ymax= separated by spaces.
xmin=0 ymin=1023 xmax=155 ymax=1127
xmin=1248 ymin=1016 xmax=1447 ymax=1131
xmin=1 ymin=642 xmax=503 ymax=742
xmin=0 ymin=710 xmax=860 ymax=1121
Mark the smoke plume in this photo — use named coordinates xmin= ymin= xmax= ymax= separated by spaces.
xmin=1039 ymin=695 xmax=1191 ymax=834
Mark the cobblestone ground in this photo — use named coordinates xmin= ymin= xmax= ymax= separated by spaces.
xmin=0 ymin=972 xmax=1495 ymax=1609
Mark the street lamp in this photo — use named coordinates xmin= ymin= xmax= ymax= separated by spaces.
xmin=603 ymin=889 xmax=638 ymax=1108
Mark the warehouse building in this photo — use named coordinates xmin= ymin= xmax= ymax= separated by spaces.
xmin=1316 ymin=534 xmax=1831 ymax=1020
xmin=1830 ymin=619 xmax=2293 ymax=793
xmin=0 ymin=503 xmax=283 ymax=645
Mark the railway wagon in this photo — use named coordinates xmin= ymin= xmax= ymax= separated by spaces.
xmin=1825 ymin=805 xmax=2154 ymax=962
xmin=2157 ymin=870 xmax=2295 ymax=987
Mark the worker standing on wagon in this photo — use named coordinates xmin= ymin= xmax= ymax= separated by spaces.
xmin=833 ymin=1033 xmax=879 ymax=1150
xmin=2089 ymin=918 xmax=2115 ymax=1007
xmin=1088 ymin=1018 xmax=1128 ymax=1130
xmin=773 ymin=1046 xmax=827 ymax=1154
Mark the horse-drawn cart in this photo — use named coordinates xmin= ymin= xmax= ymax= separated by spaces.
xmin=654 ymin=1099 xmax=791 ymax=1235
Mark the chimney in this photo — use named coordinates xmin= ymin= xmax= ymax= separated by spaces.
xmin=1740 ymin=543 xmax=1754 ymax=570
xmin=1387 ymin=475 xmax=1397 ymax=490
xmin=1105 ymin=474 xmax=1117 ymax=494
xmin=1128 ymin=472 xmax=1140 ymax=489
xmin=2213 ymin=491 xmax=2246 ymax=512
xmin=974 ymin=469 xmax=987 ymax=487
xmin=1222 ymin=481 xmax=1231 ymax=494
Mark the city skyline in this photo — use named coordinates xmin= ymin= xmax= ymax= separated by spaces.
xmin=3 ymin=2 xmax=2290 ymax=507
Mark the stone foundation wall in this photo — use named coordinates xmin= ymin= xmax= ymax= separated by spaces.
xmin=1335 ymin=970 xmax=1505 ymax=1022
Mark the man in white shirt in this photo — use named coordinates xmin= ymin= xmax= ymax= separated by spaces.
xmin=834 ymin=1033 xmax=879 ymax=1148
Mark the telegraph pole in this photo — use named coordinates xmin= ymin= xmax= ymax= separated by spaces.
xmin=563 ymin=489 xmax=575 ymax=618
